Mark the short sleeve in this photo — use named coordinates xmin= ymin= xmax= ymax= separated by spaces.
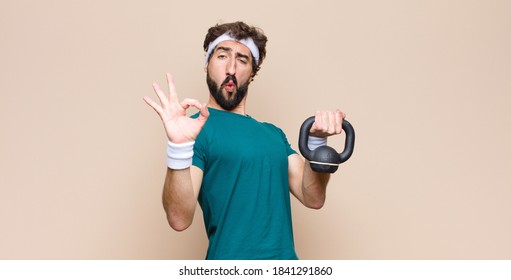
xmin=279 ymin=128 xmax=297 ymax=156
xmin=192 ymin=130 xmax=208 ymax=171
xmin=265 ymin=123 xmax=297 ymax=156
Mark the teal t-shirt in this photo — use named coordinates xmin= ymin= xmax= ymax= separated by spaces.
xmin=192 ymin=108 xmax=298 ymax=260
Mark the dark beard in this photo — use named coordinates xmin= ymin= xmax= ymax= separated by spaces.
xmin=207 ymin=74 xmax=249 ymax=111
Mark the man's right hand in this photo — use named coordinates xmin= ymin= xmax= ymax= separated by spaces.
xmin=143 ymin=73 xmax=209 ymax=143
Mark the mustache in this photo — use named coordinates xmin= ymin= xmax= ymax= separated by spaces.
xmin=220 ymin=75 xmax=238 ymax=87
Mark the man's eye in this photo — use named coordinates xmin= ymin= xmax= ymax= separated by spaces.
xmin=238 ymin=58 xmax=248 ymax=64
xmin=218 ymin=54 xmax=227 ymax=59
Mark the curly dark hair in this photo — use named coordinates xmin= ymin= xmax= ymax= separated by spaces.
xmin=203 ymin=21 xmax=267 ymax=77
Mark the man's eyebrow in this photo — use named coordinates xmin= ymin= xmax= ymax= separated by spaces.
xmin=215 ymin=46 xmax=232 ymax=53
xmin=236 ymin=52 xmax=250 ymax=60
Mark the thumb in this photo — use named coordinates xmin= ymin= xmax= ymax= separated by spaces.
xmin=197 ymin=104 xmax=210 ymax=123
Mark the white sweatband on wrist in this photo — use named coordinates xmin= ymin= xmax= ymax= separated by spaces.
xmin=166 ymin=141 xmax=195 ymax=170
xmin=308 ymin=136 xmax=327 ymax=151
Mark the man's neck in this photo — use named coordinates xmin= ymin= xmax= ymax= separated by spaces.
xmin=207 ymin=97 xmax=247 ymax=116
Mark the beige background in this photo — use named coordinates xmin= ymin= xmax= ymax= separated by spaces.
xmin=1 ymin=0 xmax=510 ymax=259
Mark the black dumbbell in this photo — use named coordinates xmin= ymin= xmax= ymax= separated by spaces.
xmin=298 ymin=116 xmax=355 ymax=173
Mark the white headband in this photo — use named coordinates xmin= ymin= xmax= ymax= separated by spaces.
xmin=205 ymin=33 xmax=260 ymax=64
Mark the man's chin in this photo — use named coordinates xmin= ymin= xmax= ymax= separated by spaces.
xmin=222 ymin=89 xmax=237 ymax=99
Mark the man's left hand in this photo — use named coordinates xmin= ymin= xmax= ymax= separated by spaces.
xmin=309 ymin=110 xmax=346 ymax=138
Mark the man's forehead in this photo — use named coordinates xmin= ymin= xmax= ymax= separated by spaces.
xmin=214 ymin=40 xmax=251 ymax=54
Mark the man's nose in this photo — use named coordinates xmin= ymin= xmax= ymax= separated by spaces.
xmin=226 ymin=58 xmax=236 ymax=75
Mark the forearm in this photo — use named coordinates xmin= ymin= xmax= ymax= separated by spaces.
xmin=301 ymin=160 xmax=331 ymax=209
xmin=162 ymin=167 xmax=197 ymax=231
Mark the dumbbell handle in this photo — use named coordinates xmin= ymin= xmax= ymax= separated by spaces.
xmin=298 ymin=116 xmax=355 ymax=163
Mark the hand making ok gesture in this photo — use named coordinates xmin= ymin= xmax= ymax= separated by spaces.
xmin=143 ymin=73 xmax=209 ymax=143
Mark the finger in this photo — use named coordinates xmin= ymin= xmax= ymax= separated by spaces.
xmin=180 ymin=98 xmax=202 ymax=110
xmin=321 ymin=111 xmax=330 ymax=133
xmin=143 ymin=96 xmax=163 ymax=116
xmin=327 ymin=111 xmax=336 ymax=134
xmin=313 ymin=111 xmax=323 ymax=132
xmin=341 ymin=110 xmax=347 ymax=119
xmin=166 ymin=73 xmax=179 ymax=103
xmin=198 ymin=103 xmax=210 ymax=123
xmin=152 ymin=82 xmax=169 ymax=108
xmin=335 ymin=110 xmax=344 ymax=134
